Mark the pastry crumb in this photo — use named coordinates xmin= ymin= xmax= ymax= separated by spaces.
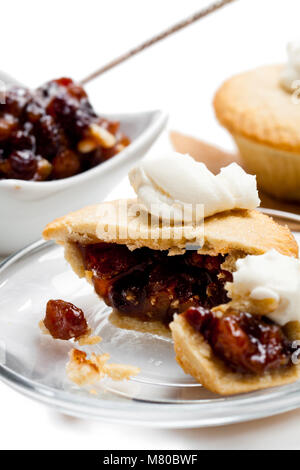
xmin=66 ymin=349 xmax=109 ymax=386
xmin=39 ymin=320 xmax=50 ymax=336
xmin=66 ymin=348 xmax=140 ymax=386
xmin=89 ymin=389 xmax=98 ymax=395
xmin=77 ymin=331 xmax=102 ymax=346
xmin=103 ymin=363 xmax=141 ymax=381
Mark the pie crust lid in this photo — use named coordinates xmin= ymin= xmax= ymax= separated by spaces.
xmin=43 ymin=199 xmax=298 ymax=259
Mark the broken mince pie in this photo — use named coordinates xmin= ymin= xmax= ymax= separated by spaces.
xmin=170 ymin=306 xmax=300 ymax=395
xmin=43 ymin=199 xmax=298 ymax=338
xmin=171 ymin=247 xmax=300 ymax=395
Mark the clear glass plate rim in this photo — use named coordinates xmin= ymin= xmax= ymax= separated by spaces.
xmin=1 ymin=208 xmax=300 ymax=427
xmin=2 ymin=349 xmax=300 ymax=427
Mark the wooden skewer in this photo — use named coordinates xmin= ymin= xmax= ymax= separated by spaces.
xmin=80 ymin=0 xmax=238 ymax=85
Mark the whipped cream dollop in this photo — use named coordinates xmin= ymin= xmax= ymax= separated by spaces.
xmin=280 ymin=41 xmax=300 ymax=92
xmin=232 ymin=249 xmax=300 ymax=326
xmin=129 ymin=152 xmax=260 ymax=223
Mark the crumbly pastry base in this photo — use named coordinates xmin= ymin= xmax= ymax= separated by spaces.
xmin=214 ymin=64 xmax=300 ymax=153
xmin=234 ymin=134 xmax=300 ymax=201
xmin=170 ymin=315 xmax=300 ymax=396
xmin=109 ymin=311 xmax=171 ymax=338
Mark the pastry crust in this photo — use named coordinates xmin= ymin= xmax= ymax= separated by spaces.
xmin=170 ymin=314 xmax=300 ymax=395
xmin=109 ymin=311 xmax=171 ymax=338
xmin=214 ymin=65 xmax=300 ymax=153
xmin=43 ymin=199 xmax=298 ymax=261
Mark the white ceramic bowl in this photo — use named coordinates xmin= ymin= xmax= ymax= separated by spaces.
xmin=0 ymin=108 xmax=167 ymax=256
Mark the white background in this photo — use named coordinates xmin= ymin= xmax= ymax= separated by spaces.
xmin=1 ymin=0 xmax=300 ymax=450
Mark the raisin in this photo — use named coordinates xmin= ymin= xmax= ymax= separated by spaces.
xmin=44 ymin=299 xmax=88 ymax=340
xmin=46 ymin=95 xmax=92 ymax=140
xmin=10 ymin=123 xmax=35 ymax=151
xmin=52 ymin=149 xmax=80 ymax=179
xmin=81 ymin=243 xmax=140 ymax=279
xmin=2 ymin=86 xmax=30 ymax=117
xmin=25 ymin=98 xmax=46 ymax=123
xmin=79 ymin=243 xmax=232 ymax=325
xmin=109 ymin=269 xmax=148 ymax=316
xmin=34 ymin=115 xmax=66 ymax=159
xmin=184 ymin=307 xmax=293 ymax=375
xmin=8 ymin=150 xmax=38 ymax=180
xmin=0 ymin=114 xmax=18 ymax=141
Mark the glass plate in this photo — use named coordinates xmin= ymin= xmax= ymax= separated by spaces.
xmin=1 ymin=209 xmax=300 ymax=428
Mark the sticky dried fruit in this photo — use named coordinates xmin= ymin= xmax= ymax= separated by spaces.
xmin=44 ymin=299 xmax=89 ymax=340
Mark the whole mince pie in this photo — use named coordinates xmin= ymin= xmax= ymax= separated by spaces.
xmin=0 ymin=78 xmax=130 ymax=181
xmin=43 ymin=199 xmax=298 ymax=339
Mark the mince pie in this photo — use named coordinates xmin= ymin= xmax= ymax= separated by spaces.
xmin=170 ymin=304 xmax=300 ymax=395
xmin=43 ymin=199 xmax=298 ymax=337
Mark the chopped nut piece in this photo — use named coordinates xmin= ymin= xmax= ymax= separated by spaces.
xmin=89 ymin=123 xmax=116 ymax=148
xmin=35 ymin=157 xmax=52 ymax=181
xmin=77 ymin=137 xmax=97 ymax=153
xmin=66 ymin=348 xmax=140 ymax=386
xmin=0 ymin=114 xmax=18 ymax=141
xmin=114 ymin=143 xmax=125 ymax=153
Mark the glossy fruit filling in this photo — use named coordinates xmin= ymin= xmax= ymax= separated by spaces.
xmin=44 ymin=299 xmax=88 ymax=340
xmin=183 ymin=306 xmax=293 ymax=375
xmin=0 ymin=78 xmax=130 ymax=181
xmin=79 ymin=243 xmax=233 ymax=326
